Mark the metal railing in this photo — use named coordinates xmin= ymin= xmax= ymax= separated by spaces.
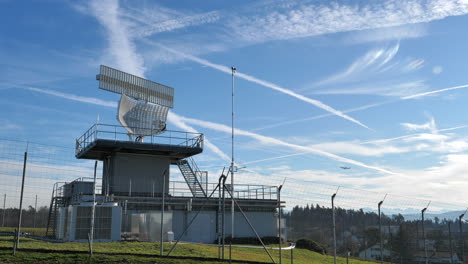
xmin=75 ymin=123 xmax=204 ymax=155
xmin=169 ymin=181 xmax=278 ymax=200
xmin=50 ymin=178 xmax=277 ymax=201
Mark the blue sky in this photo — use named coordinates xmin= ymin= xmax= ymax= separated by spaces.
xmin=2 ymin=0 xmax=468 ymax=209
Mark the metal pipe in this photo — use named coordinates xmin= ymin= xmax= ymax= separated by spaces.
xmin=160 ymin=169 xmax=166 ymax=256
xmin=2 ymin=194 xmax=6 ymax=227
xmin=422 ymin=207 xmax=428 ymax=264
xmin=13 ymin=151 xmax=27 ymax=255
xmin=89 ymin=160 xmax=98 ymax=255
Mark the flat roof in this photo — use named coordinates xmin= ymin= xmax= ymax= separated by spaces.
xmin=76 ymin=139 xmax=203 ymax=162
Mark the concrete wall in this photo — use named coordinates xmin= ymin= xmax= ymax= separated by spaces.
xmin=103 ymin=152 xmax=170 ymax=196
xmin=121 ymin=210 xmax=173 ymax=241
xmin=172 ymin=210 xmax=277 ymax=244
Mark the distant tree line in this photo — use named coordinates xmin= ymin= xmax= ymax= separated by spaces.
xmin=0 ymin=206 xmax=49 ymax=229
xmin=285 ymin=204 xmax=468 ymax=263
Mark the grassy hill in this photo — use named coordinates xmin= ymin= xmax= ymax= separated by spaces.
xmin=0 ymin=236 xmax=376 ymax=263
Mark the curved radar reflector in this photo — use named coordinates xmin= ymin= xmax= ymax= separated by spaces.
xmin=118 ymin=95 xmax=169 ymax=137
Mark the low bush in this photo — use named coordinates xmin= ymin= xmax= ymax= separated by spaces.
xmin=295 ymin=238 xmax=327 ymax=254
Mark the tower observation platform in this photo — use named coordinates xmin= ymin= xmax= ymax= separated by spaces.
xmin=75 ymin=123 xmax=203 ymax=163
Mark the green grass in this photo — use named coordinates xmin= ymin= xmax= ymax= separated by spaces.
xmin=0 ymin=227 xmax=47 ymax=237
xmin=0 ymin=236 xmax=377 ymax=263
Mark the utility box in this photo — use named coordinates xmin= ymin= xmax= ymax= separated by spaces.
xmin=56 ymin=203 xmax=121 ymax=241
xmin=63 ymin=181 xmax=94 ymax=198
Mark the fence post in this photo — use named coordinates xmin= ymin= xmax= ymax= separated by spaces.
xmin=278 ymin=185 xmax=283 ymax=264
xmin=422 ymin=207 xmax=428 ymax=264
xmin=33 ymin=195 xmax=37 ymax=230
xmin=89 ymin=161 xmax=98 ymax=256
xmin=160 ymin=170 xmax=166 ymax=256
xmin=2 ymin=194 xmax=5 ymax=227
xmin=449 ymin=221 xmax=454 ymax=264
xmin=332 ymin=191 xmax=338 ymax=264
xmin=459 ymin=211 xmax=466 ymax=263
xmin=378 ymin=194 xmax=387 ymax=264
xmin=13 ymin=151 xmax=27 ymax=255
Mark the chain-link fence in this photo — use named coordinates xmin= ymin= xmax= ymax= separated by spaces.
xmin=1 ymin=138 xmax=467 ymax=263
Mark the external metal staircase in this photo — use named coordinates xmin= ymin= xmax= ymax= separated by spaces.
xmin=177 ymin=157 xmax=207 ymax=197
xmin=46 ymin=184 xmax=66 ymax=238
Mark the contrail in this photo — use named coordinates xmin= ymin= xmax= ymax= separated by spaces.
xmin=178 ymin=115 xmax=398 ymax=175
xmin=252 ymin=100 xmax=393 ymax=132
xmin=154 ymin=43 xmax=371 ymax=130
xmin=401 ymin=84 xmax=468 ymax=99
xmin=251 ymin=82 xmax=468 ymax=132
xmin=167 ymin=112 xmax=231 ymax=162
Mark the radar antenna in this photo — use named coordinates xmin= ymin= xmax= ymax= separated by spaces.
xmin=96 ymin=65 xmax=174 ymax=141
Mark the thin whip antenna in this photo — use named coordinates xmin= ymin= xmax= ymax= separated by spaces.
xmin=335 ymin=186 xmax=340 ymax=195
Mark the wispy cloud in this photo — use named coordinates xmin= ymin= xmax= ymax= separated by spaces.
xmin=343 ymin=24 xmax=429 ymax=44
xmin=401 ymin=117 xmax=437 ymax=133
xmin=432 ymin=66 xmax=443 ymax=75
xmin=227 ymin=0 xmax=468 ymax=45
xmin=306 ymin=45 xmax=428 ymax=97
xmin=88 ymin=0 xmax=146 ymax=77
xmin=155 ymin=43 xmax=371 ymax=130
xmin=123 ymin=6 xmax=221 ymax=38
xmin=178 ymin=115 xmax=397 ymax=175
xmin=313 ymin=80 xmax=428 ymax=97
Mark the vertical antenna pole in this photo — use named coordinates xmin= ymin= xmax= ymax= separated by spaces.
xmin=2 ymin=194 xmax=5 ymax=227
xmin=230 ymin=66 xmax=236 ymax=263
xmin=89 ymin=160 xmax=98 ymax=256
xmin=14 ymin=151 xmax=27 ymax=255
